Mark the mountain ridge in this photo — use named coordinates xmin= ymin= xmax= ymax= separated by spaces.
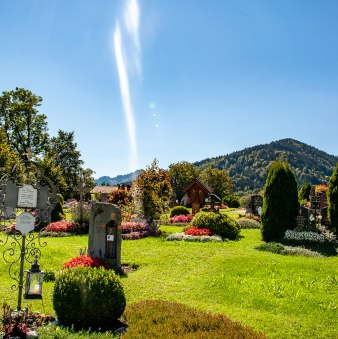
xmin=95 ymin=138 xmax=337 ymax=194
xmin=194 ymin=138 xmax=338 ymax=194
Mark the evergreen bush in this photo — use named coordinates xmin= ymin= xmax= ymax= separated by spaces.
xmin=223 ymin=195 xmax=240 ymax=208
xmin=260 ymin=161 xmax=299 ymax=242
xmin=191 ymin=212 xmax=240 ymax=240
xmin=328 ymin=163 xmax=338 ymax=234
xmin=169 ymin=205 xmax=190 ymax=217
xmin=53 ymin=266 xmax=126 ymax=330
xmin=51 ymin=193 xmax=65 ymax=222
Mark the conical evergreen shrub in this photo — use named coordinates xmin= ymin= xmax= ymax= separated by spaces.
xmin=260 ymin=161 xmax=299 ymax=242
xmin=328 ymin=163 xmax=338 ymax=234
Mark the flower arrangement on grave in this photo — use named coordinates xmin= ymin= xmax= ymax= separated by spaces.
xmin=62 ymin=255 xmax=110 ymax=269
xmin=169 ymin=214 xmax=193 ymax=224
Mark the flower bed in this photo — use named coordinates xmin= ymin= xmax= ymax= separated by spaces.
xmin=184 ymin=226 xmax=214 ymax=236
xmin=166 ymin=233 xmax=223 ymax=242
xmin=63 ymin=255 xmax=110 ymax=269
xmin=122 ymin=221 xmax=161 ymax=240
xmin=284 ymin=229 xmax=337 ymax=244
xmin=169 ymin=214 xmax=192 ymax=225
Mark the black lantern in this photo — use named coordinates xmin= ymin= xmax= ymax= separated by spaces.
xmin=24 ymin=256 xmax=44 ymax=299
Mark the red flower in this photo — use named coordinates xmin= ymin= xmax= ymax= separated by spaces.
xmin=170 ymin=214 xmax=192 ymax=224
xmin=63 ymin=255 xmax=110 ymax=269
xmin=184 ymin=226 xmax=214 ymax=236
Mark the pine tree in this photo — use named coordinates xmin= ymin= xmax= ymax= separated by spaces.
xmin=261 ymin=161 xmax=299 ymax=241
xmin=327 ymin=163 xmax=338 ymax=234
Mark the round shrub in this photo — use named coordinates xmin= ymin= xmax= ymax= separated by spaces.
xmin=191 ymin=212 xmax=240 ymax=240
xmin=169 ymin=206 xmax=190 ymax=218
xmin=237 ymin=218 xmax=260 ymax=229
xmin=53 ymin=266 xmax=126 ymax=330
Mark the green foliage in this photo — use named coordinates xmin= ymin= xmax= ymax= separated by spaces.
xmin=200 ymin=166 xmax=232 ymax=199
xmin=53 ymin=266 xmax=126 ymax=331
xmin=298 ymin=182 xmax=311 ymax=202
xmin=237 ymin=218 xmax=260 ymax=229
xmin=191 ymin=211 xmax=240 ymax=240
xmin=328 ymin=163 xmax=338 ymax=234
xmin=260 ymin=161 xmax=299 ymax=242
xmin=123 ymin=300 xmax=265 ymax=338
xmin=223 ymin=194 xmax=240 ymax=208
xmin=255 ymin=242 xmax=285 ymax=254
xmin=0 ymin=128 xmax=22 ymax=179
xmin=134 ymin=159 xmax=172 ymax=221
xmin=168 ymin=161 xmax=201 ymax=203
xmin=194 ymin=138 xmax=337 ymax=194
xmin=0 ymin=87 xmax=49 ymax=160
xmin=169 ymin=205 xmax=190 ymax=218
xmin=51 ymin=194 xmax=65 ymax=222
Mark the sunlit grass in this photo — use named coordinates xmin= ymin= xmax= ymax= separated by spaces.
xmin=0 ymin=229 xmax=337 ymax=338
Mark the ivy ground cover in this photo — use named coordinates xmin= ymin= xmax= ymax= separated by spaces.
xmin=0 ymin=229 xmax=337 ymax=338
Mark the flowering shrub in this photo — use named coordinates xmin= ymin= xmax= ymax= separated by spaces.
xmin=45 ymin=221 xmax=77 ymax=233
xmin=170 ymin=214 xmax=192 ymax=224
xmin=122 ymin=221 xmax=161 ymax=240
xmin=315 ymin=184 xmax=328 ymax=194
xmin=122 ymin=221 xmax=149 ymax=233
xmin=184 ymin=226 xmax=214 ymax=236
xmin=284 ymin=229 xmax=337 ymax=244
xmin=166 ymin=232 xmax=223 ymax=242
xmin=237 ymin=218 xmax=260 ymax=229
xmin=244 ymin=214 xmax=260 ymax=222
xmin=63 ymin=255 xmax=110 ymax=269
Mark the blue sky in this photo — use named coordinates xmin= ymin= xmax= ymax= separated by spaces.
xmin=1 ymin=0 xmax=337 ymax=178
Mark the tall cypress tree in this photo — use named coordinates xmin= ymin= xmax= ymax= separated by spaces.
xmin=328 ymin=163 xmax=338 ymax=234
xmin=261 ymin=161 xmax=299 ymax=242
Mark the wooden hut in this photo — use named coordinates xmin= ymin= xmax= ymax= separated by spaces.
xmin=182 ymin=178 xmax=212 ymax=215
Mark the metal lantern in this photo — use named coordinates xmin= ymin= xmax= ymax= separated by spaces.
xmin=24 ymin=256 xmax=44 ymax=300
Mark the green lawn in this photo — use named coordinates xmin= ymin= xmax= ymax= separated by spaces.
xmin=0 ymin=228 xmax=337 ymax=338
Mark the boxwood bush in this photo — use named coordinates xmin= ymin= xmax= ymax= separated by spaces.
xmin=53 ymin=266 xmax=126 ymax=330
xmin=169 ymin=205 xmax=190 ymax=218
xmin=191 ymin=212 xmax=240 ymax=240
xmin=237 ymin=218 xmax=260 ymax=229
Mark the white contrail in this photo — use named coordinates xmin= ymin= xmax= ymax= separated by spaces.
xmin=113 ymin=0 xmax=141 ymax=172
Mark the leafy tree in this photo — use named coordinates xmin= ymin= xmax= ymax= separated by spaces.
xmin=260 ymin=161 xmax=299 ymax=242
xmin=223 ymin=195 xmax=240 ymax=208
xmin=0 ymin=128 xmax=21 ymax=178
xmin=134 ymin=159 xmax=172 ymax=222
xmin=48 ymin=130 xmax=84 ymax=199
xmin=199 ymin=166 xmax=232 ymax=200
xmin=327 ymin=163 xmax=338 ymax=234
xmin=168 ymin=161 xmax=200 ymax=203
xmin=298 ymin=182 xmax=311 ymax=202
xmin=0 ymin=88 xmax=49 ymax=161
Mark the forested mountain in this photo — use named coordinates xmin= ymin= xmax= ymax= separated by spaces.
xmin=95 ymin=169 xmax=144 ymax=186
xmin=194 ymin=139 xmax=338 ymax=195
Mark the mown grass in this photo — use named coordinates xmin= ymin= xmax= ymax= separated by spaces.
xmin=0 ymin=229 xmax=337 ymax=338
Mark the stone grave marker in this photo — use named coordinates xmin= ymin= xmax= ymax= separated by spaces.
xmin=88 ymin=202 xmax=122 ymax=267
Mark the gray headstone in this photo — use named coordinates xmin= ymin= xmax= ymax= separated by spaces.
xmin=5 ymin=181 xmax=19 ymax=208
xmin=88 ymin=202 xmax=122 ymax=267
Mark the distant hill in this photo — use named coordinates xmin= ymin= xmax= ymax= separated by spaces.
xmin=194 ymin=138 xmax=338 ymax=195
xmin=95 ymin=169 xmax=144 ymax=186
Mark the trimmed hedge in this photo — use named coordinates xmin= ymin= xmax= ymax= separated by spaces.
xmin=191 ymin=211 xmax=240 ymax=240
xmin=53 ymin=267 xmax=126 ymax=330
xmin=169 ymin=206 xmax=190 ymax=218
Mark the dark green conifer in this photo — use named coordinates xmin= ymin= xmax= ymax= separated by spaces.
xmin=327 ymin=163 xmax=338 ymax=234
xmin=260 ymin=161 xmax=299 ymax=241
